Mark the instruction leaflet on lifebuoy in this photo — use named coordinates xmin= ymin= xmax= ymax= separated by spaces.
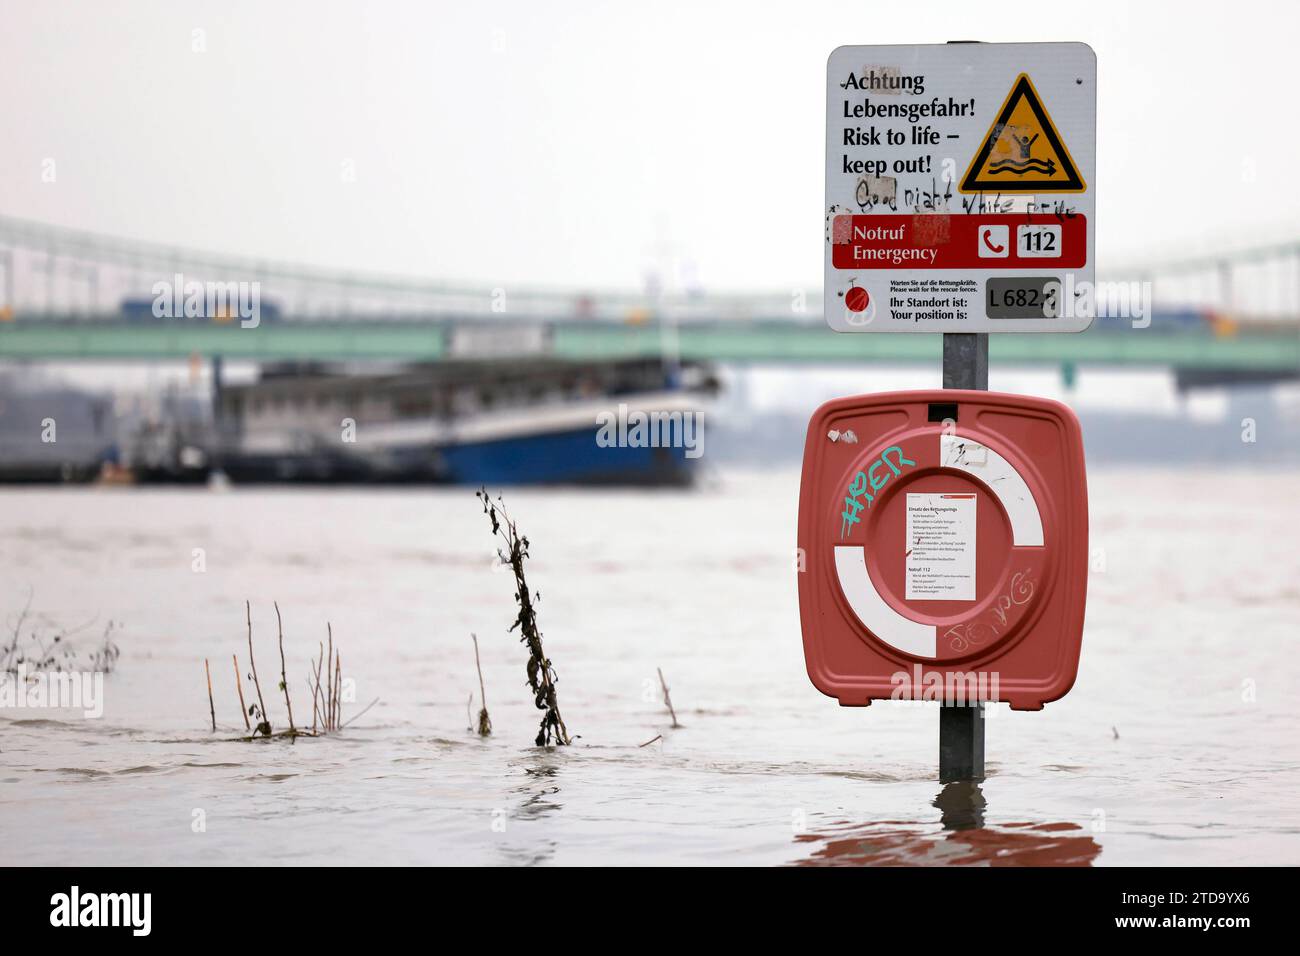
xmin=906 ymin=493 xmax=977 ymax=601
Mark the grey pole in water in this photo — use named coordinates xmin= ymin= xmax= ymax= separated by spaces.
xmin=939 ymin=332 xmax=987 ymax=782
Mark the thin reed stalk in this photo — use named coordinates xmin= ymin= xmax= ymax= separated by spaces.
xmin=333 ymin=654 xmax=342 ymax=732
xmin=472 ymin=633 xmax=491 ymax=737
xmin=233 ymin=653 xmax=250 ymax=732
xmin=246 ymin=600 xmax=270 ymax=736
xmin=204 ymin=658 xmax=216 ymax=732
xmin=307 ymin=678 xmax=319 ymax=733
xmin=274 ymin=601 xmax=295 ymax=734
xmin=326 ymin=627 xmax=334 ymax=732
xmin=314 ymin=641 xmax=327 ymax=731
xmin=658 ymin=667 xmax=681 ymax=729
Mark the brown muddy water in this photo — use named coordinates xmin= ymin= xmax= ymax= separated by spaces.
xmin=1 ymin=468 xmax=1298 ymax=866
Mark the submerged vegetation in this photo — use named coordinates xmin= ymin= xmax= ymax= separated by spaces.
xmin=3 ymin=592 xmax=120 ymax=676
xmin=204 ymin=601 xmax=372 ymax=740
xmin=471 ymin=633 xmax=492 ymax=737
xmin=4 ymin=501 xmax=668 ymax=752
xmin=476 ymin=488 xmax=571 ymax=746
xmin=658 ymin=667 xmax=681 ymax=729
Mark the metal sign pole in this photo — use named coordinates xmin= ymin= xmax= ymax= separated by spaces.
xmin=941 ymin=333 xmax=988 ymax=391
xmin=816 ymin=40 xmax=1095 ymax=778
xmin=939 ymin=331 xmax=987 ymax=782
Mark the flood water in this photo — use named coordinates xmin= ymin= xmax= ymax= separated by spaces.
xmin=2 ymin=468 xmax=1298 ymax=866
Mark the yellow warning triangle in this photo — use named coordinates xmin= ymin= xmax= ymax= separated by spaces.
xmin=959 ymin=73 xmax=1085 ymax=193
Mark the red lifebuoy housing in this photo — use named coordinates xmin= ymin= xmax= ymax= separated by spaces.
xmin=797 ymin=390 xmax=1088 ymax=711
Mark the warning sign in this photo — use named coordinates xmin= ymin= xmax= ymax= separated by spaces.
xmin=825 ymin=43 xmax=1096 ymax=334
xmin=960 ymin=74 xmax=1084 ymax=193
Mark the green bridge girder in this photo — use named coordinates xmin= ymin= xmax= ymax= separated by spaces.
xmin=1 ymin=318 xmax=1298 ymax=370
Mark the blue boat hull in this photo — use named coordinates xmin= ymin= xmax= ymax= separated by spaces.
xmin=439 ymin=425 xmax=696 ymax=486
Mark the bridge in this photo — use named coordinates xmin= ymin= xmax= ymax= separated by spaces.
xmin=1 ymin=215 xmax=1298 ymax=385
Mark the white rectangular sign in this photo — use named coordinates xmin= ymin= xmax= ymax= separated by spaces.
xmin=825 ymin=42 xmax=1096 ymax=333
xmin=906 ymin=493 xmax=977 ymax=601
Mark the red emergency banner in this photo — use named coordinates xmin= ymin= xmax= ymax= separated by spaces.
xmin=831 ymin=214 xmax=1087 ymax=269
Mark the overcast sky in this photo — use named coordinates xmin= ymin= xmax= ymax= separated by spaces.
xmin=1 ymin=0 xmax=1296 ymax=294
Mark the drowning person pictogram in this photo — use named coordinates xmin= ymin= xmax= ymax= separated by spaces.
xmin=960 ymin=74 xmax=1084 ymax=193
